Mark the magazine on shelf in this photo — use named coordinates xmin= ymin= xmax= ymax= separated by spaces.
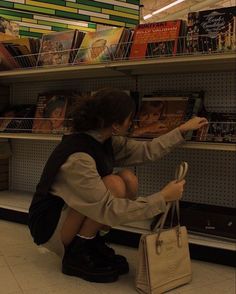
xmin=37 ymin=30 xmax=81 ymax=67
xmin=186 ymin=6 xmax=236 ymax=53
xmin=0 ymin=104 xmax=36 ymax=133
xmin=1 ymin=38 xmax=40 ymax=68
xmin=32 ymin=90 xmax=79 ymax=134
xmin=195 ymin=112 xmax=236 ymax=143
xmin=130 ymin=92 xmax=203 ymax=139
xmin=129 ymin=20 xmax=184 ymax=59
xmin=73 ymin=27 xmax=125 ymax=64
xmin=0 ymin=42 xmax=20 ymax=70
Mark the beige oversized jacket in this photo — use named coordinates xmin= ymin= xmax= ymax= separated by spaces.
xmin=50 ymin=128 xmax=185 ymax=227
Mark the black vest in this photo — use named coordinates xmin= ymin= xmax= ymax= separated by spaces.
xmin=28 ymin=133 xmax=114 ymax=245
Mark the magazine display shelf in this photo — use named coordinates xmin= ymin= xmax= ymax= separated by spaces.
xmin=0 ymin=52 xmax=235 ymax=266
xmin=0 ymin=133 xmax=235 ymax=150
xmin=0 ymin=52 xmax=235 ymax=83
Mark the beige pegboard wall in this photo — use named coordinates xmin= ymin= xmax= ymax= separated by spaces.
xmin=11 ymin=76 xmax=137 ymax=105
xmin=136 ymin=148 xmax=236 ymax=208
xmin=9 ymin=70 xmax=236 ymax=208
xmin=10 ymin=140 xmax=57 ymax=192
xmin=138 ymin=71 xmax=236 ymax=112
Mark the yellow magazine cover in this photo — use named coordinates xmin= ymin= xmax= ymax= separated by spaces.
xmin=74 ymin=27 xmax=124 ymax=64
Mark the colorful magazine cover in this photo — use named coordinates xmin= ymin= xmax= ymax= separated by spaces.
xmin=37 ymin=30 xmax=76 ymax=66
xmin=130 ymin=96 xmax=189 ymax=138
xmin=74 ymin=27 xmax=124 ymax=64
xmin=32 ymin=90 xmax=79 ymax=134
xmin=32 ymin=92 xmax=68 ymax=134
xmin=186 ymin=6 xmax=236 ymax=53
xmin=129 ymin=20 xmax=183 ymax=59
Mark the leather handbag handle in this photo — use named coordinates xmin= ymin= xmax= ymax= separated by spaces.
xmin=153 ymin=162 xmax=188 ymax=234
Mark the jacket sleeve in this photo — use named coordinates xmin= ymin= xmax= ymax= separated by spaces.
xmin=50 ymin=152 xmax=167 ymax=227
xmin=112 ymin=128 xmax=185 ymax=167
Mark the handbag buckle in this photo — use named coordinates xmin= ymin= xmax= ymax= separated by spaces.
xmin=156 ymin=239 xmax=163 ymax=254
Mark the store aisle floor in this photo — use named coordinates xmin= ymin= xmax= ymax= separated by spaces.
xmin=0 ymin=220 xmax=235 ymax=294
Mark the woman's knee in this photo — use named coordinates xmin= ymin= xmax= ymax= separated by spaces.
xmin=103 ymin=174 xmax=126 ymax=198
xmin=117 ymin=169 xmax=138 ymax=198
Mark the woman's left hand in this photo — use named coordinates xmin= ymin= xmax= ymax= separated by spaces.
xmin=179 ymin=116 xmax=208 ymax=134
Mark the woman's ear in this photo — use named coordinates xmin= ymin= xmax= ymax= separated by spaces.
xmin=111 ymin=123 xmax=121 ymax=135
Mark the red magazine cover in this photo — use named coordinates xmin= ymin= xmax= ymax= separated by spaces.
xmin=129 ymin=20 xmax=182 ymax=59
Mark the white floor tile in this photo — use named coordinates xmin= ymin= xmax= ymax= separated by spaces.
xmin=0 ymin=265 xmax=23 ymax=293
xmin=0 ymin=220 xmax=235 ymax=294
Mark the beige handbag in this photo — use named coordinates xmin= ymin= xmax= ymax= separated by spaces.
xmin=135 ymin=162 xmax=192 ymax=294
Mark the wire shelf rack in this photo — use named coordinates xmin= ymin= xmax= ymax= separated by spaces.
xmin=0 ymin=117 xmax=235 ymax=144
xmin=1 ymin=34 xmax=235 ymax=71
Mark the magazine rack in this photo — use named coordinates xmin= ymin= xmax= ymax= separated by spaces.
xmin=0 ymin=118 xmax=235 ymax=144
xmin=2 ymin=34 xmax=236 ymax=70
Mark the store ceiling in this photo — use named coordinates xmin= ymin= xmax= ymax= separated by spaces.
xmin=140 ymin=0 xmax=235 ymax=23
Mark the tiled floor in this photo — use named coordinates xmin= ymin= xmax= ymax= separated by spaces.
xmin=0 ymin=220 xmax=235 ymax=294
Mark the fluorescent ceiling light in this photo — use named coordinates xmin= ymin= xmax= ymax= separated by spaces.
xmin=143 ymin=0 xmax=186 ymax=20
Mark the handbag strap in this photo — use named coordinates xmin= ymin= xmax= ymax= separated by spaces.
xmin=154 ymin=162 xmax=188 ymax=240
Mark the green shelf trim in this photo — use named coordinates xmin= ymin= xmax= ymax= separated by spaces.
xmin=76 ymin=0 xmax=114 ymax=10
xmin=66 ymin=2 xmax=102 ymax=13
xmin=110 ymin=14 xmax=138 ymax=24
xmin=55 ymin=10 xmax=90 ymax=21
xmin=0 ymin=8 xmax=33 ymax=19
xmin=114 ymin=5 xmax=139 ymax=15
xmin=0 ymin=0 xmax=13 ymax=9
xmin=14 ymin=4 xmax=55 ymax=15
xmin=38 ymin=20 xmax=67 ymax=28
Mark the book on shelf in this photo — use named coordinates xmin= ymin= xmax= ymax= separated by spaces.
xmin=37 ymin=30 xmax=85 ymax=67
xmin=195 ymin=112 xmax=236 ymax=143
xmin=186 ymin=6 xmax=236 ymax=53
xmin=129 ymin=20 xmax=185 ymax=60
xmin=130 ymin=92 xmax=204 ymax=139
xmin=32 ymin=90 xmax=79 ymax=134
xmin=73 ymin=27 xmax=127 ymax=64
xmin=0 ymin=104 xmax=36 ymax=133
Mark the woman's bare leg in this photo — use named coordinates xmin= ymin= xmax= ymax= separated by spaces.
xmin=60 ymin=174 xmax=127 ymax=246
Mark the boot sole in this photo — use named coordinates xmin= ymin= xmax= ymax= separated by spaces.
xmin=118 ymin=263 xmax=129 ymax=275
xmin=62 ymin=264 xmax=119 ymax=283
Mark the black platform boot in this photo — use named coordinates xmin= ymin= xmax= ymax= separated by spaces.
xmin=91 ymin=234 xmax=129 ymax=275
xmin=62 ymin=236 xmax=119 ymax=283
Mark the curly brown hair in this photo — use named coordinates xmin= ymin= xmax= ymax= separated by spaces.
xmin=72 ymin=88 xmax=135 ymax=132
